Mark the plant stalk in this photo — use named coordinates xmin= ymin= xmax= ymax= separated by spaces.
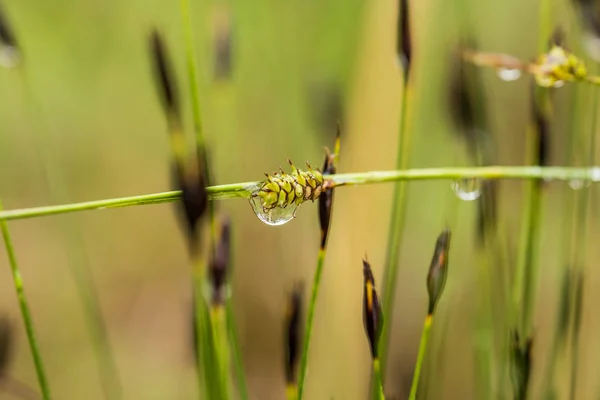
xmin=297 ymin=248 xmax=326 ymax=400
xmin=1 ymin=166 xmax=600 ymax=222
xmin=0 ymin=201 xmax=51 ymax=400
xmin=408 ymin=314 xmax=433 ymax=400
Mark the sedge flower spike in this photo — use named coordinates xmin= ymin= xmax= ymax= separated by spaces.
xmin=252 ymin=160 xmax=328 ymax=213
xmin=362 ymin=259 xmax=384 ymax=359
xmin=426 ymin=229 xmax=451 ymax=316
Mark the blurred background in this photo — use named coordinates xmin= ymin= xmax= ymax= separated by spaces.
xmin=1 ymin=0 xmax=599 ymax=399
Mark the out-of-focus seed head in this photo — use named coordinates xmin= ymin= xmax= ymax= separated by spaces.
xmin=253 ymin=160 xmax=325 ymax=213
xmin=318 ymin=124 xmax=341 ymax=249
xmin=0 ymin=2 xmax=21 ymax=68
xmin=396 ymin=0 xmax=412 ymax=75
xmin=532 ymin=45 xmax=587 ymax=87
xmin=448 ymin=40 xmax=490 ymax=162
xmin=571 ymin=0 xmax=600 ymax=60
xmin=284 ymin=281 xmax=303 ymax=385
xmin=0 ymin=316 xmax=13 ymax=378
xmin=307 ymin=80 xmax=344 ymax=138
xmin=511 ymin=330 xmax=533 ymax=400
xmin=210 ymin=216 xmax=231 ymax=307
xmin=362 ymin=258 xmax=383 ymax=359
xmin=476 ymin=180 xmax=498 ymax=245
xmin=426 ymin=229 xmax=451 ymax=316
xmin=530 ymin=82 xmax=550 ymax=168
xmin=211 ymin=3 xmax=233 ymax=81
xmin=172 ymin=151 xmax=210 ymax=251
xmin=149 ymin=29 xmax=180 ymax=120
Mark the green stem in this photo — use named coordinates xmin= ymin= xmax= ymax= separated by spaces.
xmin=210 ymin=307 xmax=230 ymax=400
xmin=408 ymin=315 xmax=433 ymax=400
xmin=225 ymin=299 xmax=249 ymax=400
xmin=1 ymin=166 xmax=599 ymax=222
xmin=18 ymin=72 xmax=122 ymax=400
xmin=379 ymin=81 xmax=413 ymax=379
xmin=0 ymin=201 xmax=51 ymax=400
xmin=180 ymin=0 xmax=206 ymax=150
xmin=297 ymin=248 xmax=326 ymax=400
xmin=372 ymin=358 xmax=385 ymax=400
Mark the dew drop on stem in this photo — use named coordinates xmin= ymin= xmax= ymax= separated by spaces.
xmin=249 ymin=195 xmax=299 ymax=226
xmin=568 ymin=179 xmax=591 ymax=190
xmin=496 ymin=68 xmax=521 ymax=81
xmin=451 ymin=177 xmax=482 ymax=201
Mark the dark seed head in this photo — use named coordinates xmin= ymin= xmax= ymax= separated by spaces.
xmin=284 ymin=281 xmax=303 ymax=385
xmin=530 ymin=83 xmax=550 ymax=168
xmin=149 ymin=29 xmax=180 ymax=120
xmin=212 ymin=5 xmax=233 ymax=81
xmin=318 ymin=125 xmax=340 ymax=249
xmin=0 ymin=316 xmax=13 ymax=378
xmin=448 ymin=40 xmax=490 ymax=163
xmin=172 ymin=155 xmax=209 ymax=252
xmin=511 ymin=330 xmax=533 ymax=400
xmin=476 ymin=180 xmax=498 ymax=246
xmin=210 ymin=216 xmax=231 ymax=307
xmin=0 ymin=3 xmax=18 ymax=49
xmin=397 ymin=0 xmax=412 ymax=76
xmin=362 ymin=258 xmax=383 ymax=359
xmin=426 ymin=229 xmax=451 ymax=316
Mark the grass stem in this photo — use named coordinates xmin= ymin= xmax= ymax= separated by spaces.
xmin=1 ymin=166 xmax=599 ymax=222
xmin=297 ymin=248 xmax=326 ymax=400
xmin=408 ymin=314 xmax=433 ymax=400
xmin=0 ymin=201 xmax=51 ymax=400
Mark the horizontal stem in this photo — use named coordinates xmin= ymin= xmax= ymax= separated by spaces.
xmin=1 ymin=165 xmax=599 ymax=222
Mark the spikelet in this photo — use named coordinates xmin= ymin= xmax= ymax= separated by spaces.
xmin=252 ymin=160 xmax=327 ymax=213
xmin=532 ymin=45 xmax=587 ymax=87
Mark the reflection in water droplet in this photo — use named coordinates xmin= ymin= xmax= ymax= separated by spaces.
xmin=568 ymin=179 xmax=591 ymax=190
xmin=0 ymin=46 xmax=20 ymax=68
xmin=553 ymin=80 xmax=565 ymax=88
xmin=497 ymin=68 xmax=521 ymax=81
xmin=451 ymin=178 xmax=482 ymax=201
xmin=249 ymin=195 xmax=298 ymax=226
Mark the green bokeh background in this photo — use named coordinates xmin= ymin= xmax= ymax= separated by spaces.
xmin=1 ymin=0 xmax=599 ymax=399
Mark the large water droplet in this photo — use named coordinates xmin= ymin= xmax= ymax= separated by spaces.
xmin=568 ymin=179 xmax=591 ymax=190
xmin=0 ymin=46 xmax=21 ymax=68
xmin=497 ymin=68 xmax=521 ymax=81
xmin=451 ymin=178 xmax=482 ymax=201
xmin=249 ymin=195 xmax=298 ymax=226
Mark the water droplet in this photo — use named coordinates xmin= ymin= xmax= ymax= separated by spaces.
xmin=451 ymin=178 xmax=482 ymax=201
xmin=249 ymin=195 xmax=298 ymax=226
xmin=497 ymin=68 xmax=521 ymax=81
xmin=568 ymin=179 xmax=591 ymax=190
xmin=0 ymin=46 xmax=20 ymax=68
xmin=591 ymin=167 xmax=600 ymax=182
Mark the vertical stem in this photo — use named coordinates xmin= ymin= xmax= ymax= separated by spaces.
xmin=297 ymin=248 xmax=326 ymax=400
xmin=211 ymin=306 xmax=230 ymax=400
xmin=408 ymin=315 xmax=433 ymax=400
xmin=379 ymin=81 xmax=413 ymax=373
xmin=372 ymin=358 xmax=385 ymax=400
xmin=18 ymin=74 xmax=121 ymax=400
xmin=0 ymin=201 xmax=51 ymax=400
xmin=225 ymin=299 xmax=249 ymax=400
xmin=180 ymin=0 xmax=206 ymax=150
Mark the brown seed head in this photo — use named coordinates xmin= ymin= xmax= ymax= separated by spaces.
xmin=362 ymin=258 xmax=383 ymax=359
xmin=426 ymin=229 xmax=451 ymax=316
